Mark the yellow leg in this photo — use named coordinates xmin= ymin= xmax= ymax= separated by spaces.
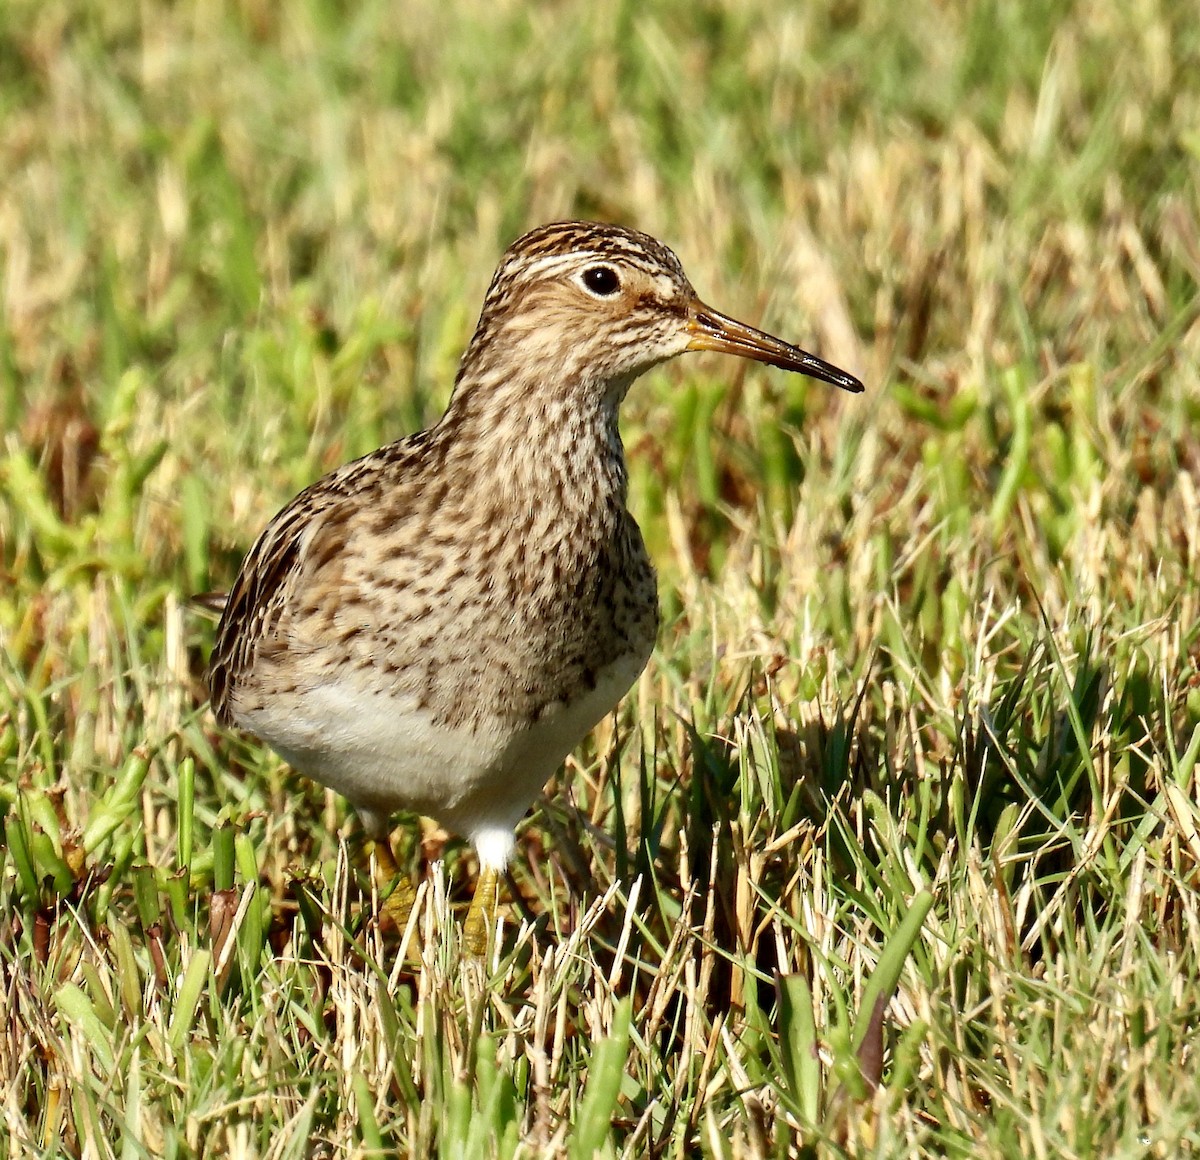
xmin=462 ymin=866 xmax=501 ymax=956
xmin=370 ymin=836 xmax=418 ymax=933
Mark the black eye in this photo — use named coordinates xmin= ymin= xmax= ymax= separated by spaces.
xmin=581 ymin=266 xmax=621 ymax=296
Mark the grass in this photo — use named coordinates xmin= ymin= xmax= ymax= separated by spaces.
xmin=2 ymin=0 xmax=1199 ymax=1154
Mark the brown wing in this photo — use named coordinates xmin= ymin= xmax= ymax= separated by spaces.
xmin=207 ymin=496 xmax=317 ymax=725
xmin=206 ymin=432 xmax=435 ymax=726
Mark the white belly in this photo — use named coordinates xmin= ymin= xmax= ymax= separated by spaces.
xmin=232 ymin=648 xmax=648 ymax=841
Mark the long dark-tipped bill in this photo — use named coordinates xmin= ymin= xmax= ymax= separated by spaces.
xmin=686 ymin=301 xmax=864 ymax=393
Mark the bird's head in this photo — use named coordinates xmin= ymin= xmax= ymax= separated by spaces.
xmin=453 ymin=220 xmax=863 ymax=417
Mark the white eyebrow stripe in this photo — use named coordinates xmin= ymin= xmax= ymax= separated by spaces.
xmin=519 ymin=252 xmax=612 ymax=280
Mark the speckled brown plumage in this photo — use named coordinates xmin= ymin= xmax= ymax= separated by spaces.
xmin=207 ymin=220 xmax=862 ymax=917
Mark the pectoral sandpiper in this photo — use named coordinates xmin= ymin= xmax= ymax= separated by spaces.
xmin=207 ymin=221 xmax=862 ymax=953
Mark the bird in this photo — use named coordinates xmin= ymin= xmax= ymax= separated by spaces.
xmin=206 ymin=220 xmax=863 ymax=953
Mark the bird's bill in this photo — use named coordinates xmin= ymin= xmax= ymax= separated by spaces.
xmin=686 ymin=301 xmax=864 ymax=393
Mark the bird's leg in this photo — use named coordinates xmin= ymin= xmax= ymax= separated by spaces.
xmin=373 ymin=839 xmax=418 ymax=932
xmin=462 ymin=829 xmax=514 ymax=957
xmin=360 ymin=811 xmax=417 ymax=933
xmin=462 ymin=866 xmax=501 ymax=956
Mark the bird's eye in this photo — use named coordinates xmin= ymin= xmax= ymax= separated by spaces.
xmin=581 ymin=266 xmax=621 ymax=296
